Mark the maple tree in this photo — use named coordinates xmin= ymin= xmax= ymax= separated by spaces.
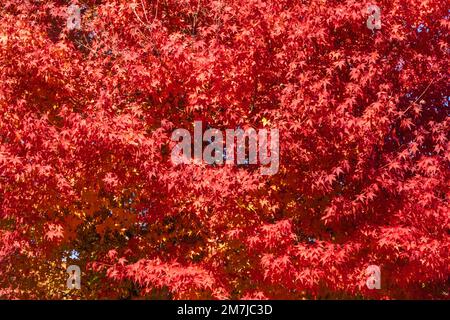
xmin=0 ymin=0 xmax=448 ymax=299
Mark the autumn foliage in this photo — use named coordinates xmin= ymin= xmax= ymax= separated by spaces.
xmin=0 ymin=0 xmax=449 ymax=299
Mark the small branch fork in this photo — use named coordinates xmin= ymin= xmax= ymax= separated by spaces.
xmin=131 ymin=0 xmax=158 ymax=29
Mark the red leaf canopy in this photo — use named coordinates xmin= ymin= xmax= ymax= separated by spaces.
xmin=0 ymin=0 xmax=448 ymax=299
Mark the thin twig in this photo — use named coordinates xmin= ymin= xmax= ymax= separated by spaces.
xmin=141 ymin=0 xmax=149 ymax=23
xmin=402 ymin=78 xmax=435 ymax=115
xmin=132 ymin=5 xmax=151 ymax=29
xmin=74 ymin=39 xmax=97 ymax=55
xmin=153 ymin=0 xmax=159 ymax=24
xmin=192 ymin=0 xmax=201 ymax=35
